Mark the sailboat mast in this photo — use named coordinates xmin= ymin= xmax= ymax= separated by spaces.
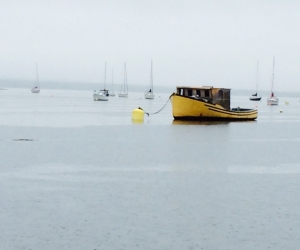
xmin=123 ymin=63 xmax=125 ymax=92
xmin=36 ymin=63 xmax=40 ymax=87
xmin=124 ymin=62 xmax=128 ymax=93
xmin=271 ymin=57 xmax=275 ymax=92
xmin=256 ymin=61 xmax=259 ymax=93
xmin=151 ymin=59 xmax=153 ymax=92
xmin=104 ymin=62 xmax=106 ymax=89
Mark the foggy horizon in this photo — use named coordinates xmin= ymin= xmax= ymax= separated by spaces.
xmin=1 ymin=1 xmax=300 ymax=92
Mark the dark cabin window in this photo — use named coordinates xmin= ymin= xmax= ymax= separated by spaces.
xmin=219 ymin=90 xmax=223 ymax=99
xmin=224 ymin=90 xmax=229 ymax=100
xmin=196 ymin=90 xmax=200 ymax=96
xmin=204 ymin=90 xmax=210 ymax=97
xmin=187 ymin=89 xmax=193 ymax=96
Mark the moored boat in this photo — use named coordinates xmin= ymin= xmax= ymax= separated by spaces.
xmin=94 ymin=62 xmax=109 ymax=101
xmin=249 ymin=93 xmax=261 ymax=101
xmin=267 ymin=57 xmax=279 ymax=105
xmin=267 ymin=92 xmax=279 ymax=105
xmin=118 ymin=62 xmax=129 ymax=98
xmin=249 ymin=61 xmax=261 ymax=101
xmin=171 ymin=86 xmax=257 ymax=121
xmin=144 ymin=60 xmax=155 ymax=99
xmin=31 ymin=86 xmax=40 ymax=93
xmin=93 ymin=89 xmax=109 ymax=101
xmin=31 ymin=64 xmax=40 ymax=93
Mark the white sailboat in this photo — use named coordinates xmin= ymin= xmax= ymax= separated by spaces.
xmin=144 ymin=59 xmax=155 ymax=99
xmin=31 ymin=64 xmax=40 ymax=93
xmin=118 ymin=62 xmax=128 ymax=97
xmin=110 ymin=69 xmax=116 ymax=97
xmin=267 ymin=57 xmax=279 ymax=105
xmin=93 ymin=62 xmax=109 ymax=101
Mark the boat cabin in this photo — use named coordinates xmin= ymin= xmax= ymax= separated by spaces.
xmin=176 ymin=86 xmax=231 ymax=110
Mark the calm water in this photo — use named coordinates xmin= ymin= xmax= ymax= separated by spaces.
xmin=1 ymin=88 xmax=300 ymax=250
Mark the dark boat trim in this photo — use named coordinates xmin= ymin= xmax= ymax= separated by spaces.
xmin=173 ymin=116 xmax=258 ymax=121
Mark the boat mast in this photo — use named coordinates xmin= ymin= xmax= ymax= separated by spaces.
xmin=271 ymin=57 xmax=275 ymax=94
xmin=123 ymin=63 xmax=125 ymax=92
xmin=124 ymin=62 xmax=127 ymax=93
xmin=36 ymin=63 xmax=39 ymax=87
xmin=104 ymin=61 xmax=106 ymax=89
xmin=256 ymin=61 xmax=259 ymax=94
xmin=112 ymin=69 xmax=114 ymax=92
xmin=150 ymin=59 xmax=153 ymax=92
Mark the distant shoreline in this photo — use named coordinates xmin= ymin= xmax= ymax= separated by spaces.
xmin=1 ymin=81 xmax=300 ymax=98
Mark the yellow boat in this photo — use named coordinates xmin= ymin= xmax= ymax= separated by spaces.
xmin=171 ymin=86 xmax=257 ymax=121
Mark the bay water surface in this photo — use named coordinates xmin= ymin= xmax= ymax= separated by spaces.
xmin=1 ymin=88 xmax=300 ymax=250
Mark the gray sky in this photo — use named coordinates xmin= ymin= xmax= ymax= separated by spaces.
xmin=1 ymin=0 xmax=300 ymax=91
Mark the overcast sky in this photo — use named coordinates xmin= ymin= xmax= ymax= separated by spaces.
xmin=1 ymin=0 xmax=300 ymax=91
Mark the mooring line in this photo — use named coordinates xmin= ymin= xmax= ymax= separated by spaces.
xmin=139 ymin=94 xmax=173 ymax=116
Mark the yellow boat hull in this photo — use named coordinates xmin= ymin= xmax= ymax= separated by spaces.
xmin=171 ymin=94 xmax=257 ymax=121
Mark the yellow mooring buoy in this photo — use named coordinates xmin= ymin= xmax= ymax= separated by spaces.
xmin=132 ymin=107 xmax=145 ymax=123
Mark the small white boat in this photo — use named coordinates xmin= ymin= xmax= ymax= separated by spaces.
xmin=144 ymin=91 xmax=154 ymax=99
xmin=31 ymin=86 xmax=40 ymax=93
xmin=118 ymin=62 xmax=128 ymax=98
xmin=267 ymin=57 xmax=279 ymax=105
xmin=118 ymin=92 xmax=128 ymax=97
xmin=94 ymin=62 xmax=109 ymax=101
xmin=267 ymin=94 xmax=279 ymax=105
xmin=93 ymin=90 xmax=109 ymax=101
xmin=144 ymin=60 xmax=155 ymax=99
xmin=31 ymin=64 xmax=40 ymax=93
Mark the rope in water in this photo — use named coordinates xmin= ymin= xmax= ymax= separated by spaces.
xmin=138 ymin=94 xmax=173 ymax=116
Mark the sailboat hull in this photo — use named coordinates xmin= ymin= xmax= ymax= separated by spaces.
xmin=267 ymin=58 xmax=279 ymax=106
xmin=31 ymin=87 xmax=40 ymax=93
xmin=144 ymin=92 xmax=155 ymax=99
xmin=93 ymin=92 xmax=108 ymax=101
xmin=267 ymin=97 xmax=279 ymax=105
xmin=249 ymin=96 xmax=261 ymax=101
xmin=118 ymin=92 xmax=128 ymax=97
xmin=171 ymin=94 xmax=258 ymax=121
